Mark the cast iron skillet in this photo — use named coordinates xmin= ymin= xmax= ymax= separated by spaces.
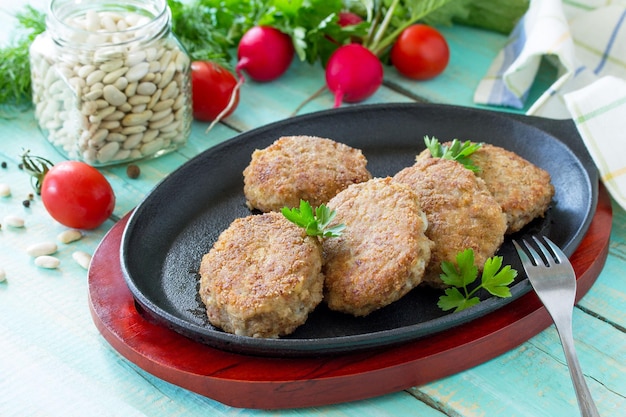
xmin=120 ymin=103 xmax=598 ymax=357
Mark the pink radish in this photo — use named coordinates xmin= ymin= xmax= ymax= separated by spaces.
xmin=236 ymin=26 xmax=295 ymax=82
xmin=338 ymin=11 xmax=363 ymax=27
xmin=325 ymin=43 xmax=383 ymax=108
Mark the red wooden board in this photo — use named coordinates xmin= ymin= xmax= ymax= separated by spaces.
xmin=88 ymin=184 xmax=612 ymax=410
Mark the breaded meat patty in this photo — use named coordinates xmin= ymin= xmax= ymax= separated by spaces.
xmin=243 ymin=135 xmax=371 ymax=212
xmin=393 ymin=158 xmax=507 ymax=287
xmin=198 ymin=212 xmax=324 ymax=338
xmin=469 ymin=144 xmax=554 ymax=233
xmin=322 ymin=177 xmax=433 ymax=317
xmin=418 ymin=142 xmax=555 ymax=233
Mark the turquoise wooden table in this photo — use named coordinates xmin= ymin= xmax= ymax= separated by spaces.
xmin=1 ymin=4 xmax=625 ymax=417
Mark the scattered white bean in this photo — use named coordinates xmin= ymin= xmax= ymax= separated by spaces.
xmin=26 ymin=242 xmax=58 ymax=257
xmin=72 ymin=251 xmax=92 ymax=270
xmin=57 ymin=229 xmax=83 ymax=244
xmin=3 ymin=215 xmax=24 ymax=228
xmin=35 ymin=256 xmax=61 ymax=269
xmin=0 ymin=183 xmax=11 ymax=197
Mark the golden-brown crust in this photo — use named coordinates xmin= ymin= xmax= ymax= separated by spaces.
xmin=198 ymin=212 xmax=324 ymax=338
xmin=417 ymin=142 xmax=555 ymax=234
xmin=243 ymin=135 xmax=371 ymax=212
xmin=470 ymin=144 xmax=555 ymax=233
xmin=393 ymin=158 xmax=507 ymax=287
xmin=322 ymin=177 xmax=433 ymax=316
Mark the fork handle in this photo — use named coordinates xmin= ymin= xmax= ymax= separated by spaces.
xmin=555 ymin=320 xmax=601 ymax=417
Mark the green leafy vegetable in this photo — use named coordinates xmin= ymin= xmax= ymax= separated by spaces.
xmin=437 ymin=248 xmax=517 ymax=313
xmin=353 ymin=0 xmax=454 ymax=56
xmin=168 ymin=0 xmax=257 ymax=69
xmin=281 ymin=200 xmax=345 ymax=238
xmin=168 ymin=0 xmax=364 ymax=67
xmin=423 ymin=0 xmax=529 ymax=35
xmin=0 ymin=6 xmax=46 ymax=107
xmin=1 ymin=0 xmax=529 ymax=107
xmin=424 ymin=136 xmax=482 ymax=172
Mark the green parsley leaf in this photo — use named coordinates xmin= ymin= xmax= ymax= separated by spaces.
xmin=439 ymin=248 xmax=478 ymax=288
xmin=281 ymin=200 xmax=345 ymax=238
xmin=437 ymin=287 xmax=480 ymax=312
xmin=481 ymin=256 xmax=517 ymax=297
xmin=424 ymin=136 xmax=482 ymax=172
xmin=437 ymin=248 xmax=517 ymax=313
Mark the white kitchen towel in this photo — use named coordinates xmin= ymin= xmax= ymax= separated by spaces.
xmin=474 ymin=0 xmax=626 ymax=211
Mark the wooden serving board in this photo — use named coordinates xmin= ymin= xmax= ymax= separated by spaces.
xmin=88 ymin=184 xmax=612 ymax=410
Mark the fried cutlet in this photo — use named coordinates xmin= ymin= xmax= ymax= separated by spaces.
xmin=198 ymin=212 xmax=324 ymax=338
xmin=322 ymin=177 xmax=433 ymax=316
xmin=243 ymin=135 xmax=372 ymax=212
xmin=393 ymin=158 xmax=507 ymax=287
xmin=418 ymin=142 xmax=555 ymax=233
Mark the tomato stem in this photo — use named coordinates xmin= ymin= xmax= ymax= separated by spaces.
xmin=20 ymin=149 xmax=54 ymax=195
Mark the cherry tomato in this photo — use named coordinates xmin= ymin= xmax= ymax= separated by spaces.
xmin=41 ymin=161 xmax=115 ymax=230
xmin=390 ymin=24 xmax=450 ymax=80
xmin=191 ymin=61 xmax=240 ymax=121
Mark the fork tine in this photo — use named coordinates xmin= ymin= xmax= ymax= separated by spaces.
xmin=532 ymin=236 xmax=557 ymax=267
xmin=512 ymin=240 xmax=532 ymax=268
xmin=541 ymin=236 xmax=567 ymax=264
xmin=520 ymin=238 xmax=545 ymax=267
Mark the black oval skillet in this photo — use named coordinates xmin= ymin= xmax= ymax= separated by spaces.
xmin=120 ymin=102 xmax=598 ymax=357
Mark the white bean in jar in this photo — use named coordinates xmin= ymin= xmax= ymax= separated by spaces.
xmin=29 ymin=0 xmax=191 ymax=166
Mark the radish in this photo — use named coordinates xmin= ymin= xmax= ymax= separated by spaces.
xmin=236 ymin=26 xmax=295 ymax=82
xmin=325 ymin=43 xmax=383 ymax=108
xmin=338 ymin=11 xmax=363 ymax=27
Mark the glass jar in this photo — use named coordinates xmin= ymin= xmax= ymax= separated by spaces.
xmin=29 ymin=0 xmax=192 ymax=166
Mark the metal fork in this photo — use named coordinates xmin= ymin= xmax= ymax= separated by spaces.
xmin=513 ymin=236 xmax=600 ymax=417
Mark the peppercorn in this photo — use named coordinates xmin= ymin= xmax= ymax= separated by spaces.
xmin=1 ymin=161 xmax=7 ymax=168
xmin=126 ymin=164 xmax=140 ymax=179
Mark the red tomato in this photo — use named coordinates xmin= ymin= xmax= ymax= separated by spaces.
xmin=390 ymin=24 xmax=450 ymax=80
xmin=41 ymin=161 xmax=115 ymax=230
xmin=191 ymin=61 xmax=240 ymax=121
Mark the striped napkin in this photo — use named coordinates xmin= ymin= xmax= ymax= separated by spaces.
xmin=474 ymin=0 xmax=626 ymax=210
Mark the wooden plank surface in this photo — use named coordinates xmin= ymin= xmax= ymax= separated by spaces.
xmin=1 ymin=4 xmax=625 ymax=417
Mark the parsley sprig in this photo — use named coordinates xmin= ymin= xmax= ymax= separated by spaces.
xmin=437 ymin=249 xmax=517 ymax=313
xmin=281 ymin=200 xmax=345 ymax=238
xmin=424 ymin=136 xmax=482 ymax=172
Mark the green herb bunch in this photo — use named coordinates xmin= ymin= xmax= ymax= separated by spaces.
xmin=281 ymin=200 xmax=345 ymax=238
xmin=424 ymin=136 xmax=482 ymax=172
xmin=0 ymin=6 xmax=46 ymax=107
xmin=437 ymin=248 xmax=517 ymax=312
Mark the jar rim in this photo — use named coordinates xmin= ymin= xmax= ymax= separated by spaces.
xmin=46 ymin=0 xmax=169 ymax=47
